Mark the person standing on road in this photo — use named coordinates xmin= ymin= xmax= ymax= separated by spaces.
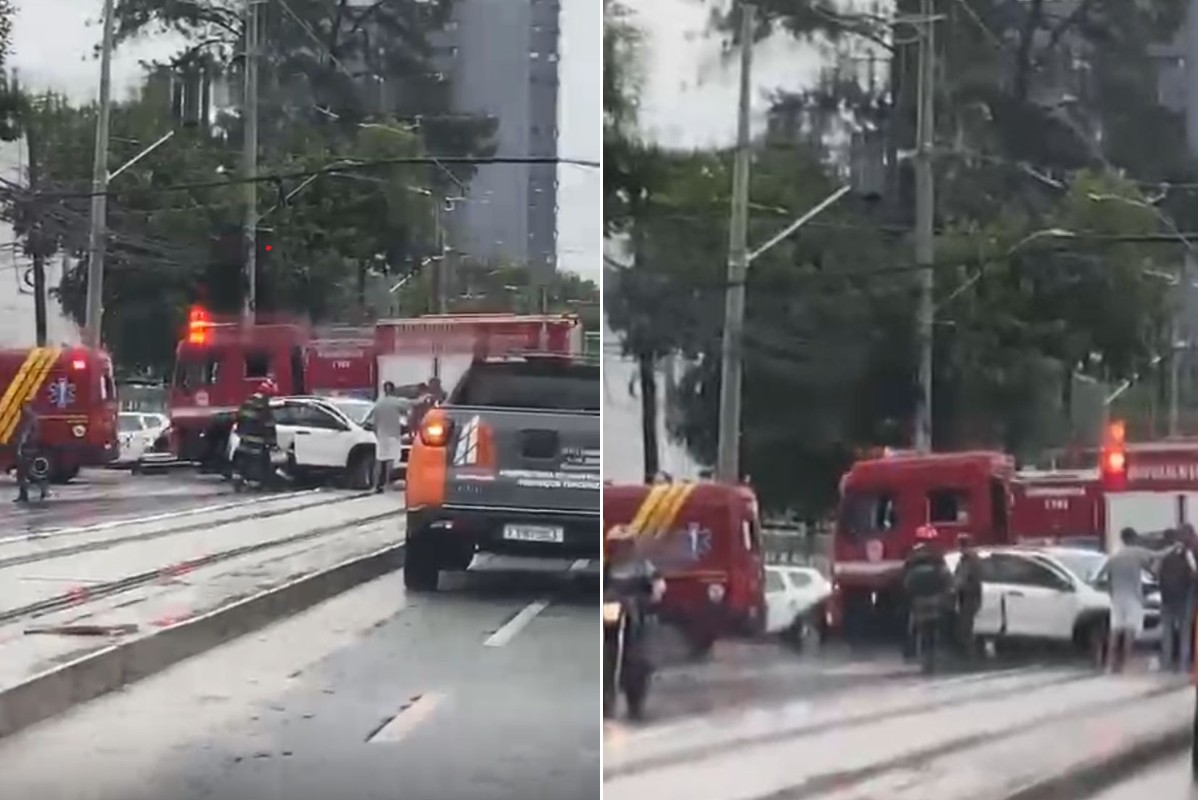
xmin=370 ymin=381 xmax=405 ymax=493
xmin=901 ymin=531 xmax=953 ymax=671
xmin=1102 ymin=527 xmax=1165 ymax=673
xmin=12 ymin=403 xmax=46 ymax=503
xmin=952 ymin=533 xmax=983 ymax=662
xmin=1155 ymin=528 xmax=1196 ymax=672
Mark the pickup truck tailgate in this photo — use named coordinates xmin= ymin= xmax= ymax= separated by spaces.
xmin=441 ymin=407 xmax=600 ymax=515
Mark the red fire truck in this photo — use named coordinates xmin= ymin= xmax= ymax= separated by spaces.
xmin=167 ymin=308 xmax=582 ymax=463
xmin=374 ymin=313 xmax=582 ymax=396
xmin=0 ymin=345 xmax=119 ymax=482
xmin=827 ymin=424 xmax=1197 ymax=635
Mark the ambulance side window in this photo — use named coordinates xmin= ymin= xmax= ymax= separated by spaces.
xmin=741 ymin=518 xmax=762 ymax=553
xmin=927 ymin=489 xmax=969 ymax=524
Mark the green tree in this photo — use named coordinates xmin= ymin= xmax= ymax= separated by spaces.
xmin=7 ymin=78 xmax=437 ymax=376
xmin=110 ymin=0 xmax=496 ymax=185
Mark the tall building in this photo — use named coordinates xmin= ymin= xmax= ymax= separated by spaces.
xmin=435 ymin=0 xmax=560 ymax=279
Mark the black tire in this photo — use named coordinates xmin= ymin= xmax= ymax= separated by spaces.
xmin=1072 ymin=614 xmax=1108 ymax=665
xmin=687 ymin=631 xmax=715 ymax=660
xmin=345 ymin=447 xmax=376 ymax=491
xmin=404 ymin=532 xmax=440 ymax=592
xmin=624 ymin=672 xmax=648 ymax=720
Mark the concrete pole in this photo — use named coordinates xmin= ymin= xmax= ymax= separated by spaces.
xmin=715 ymin=1 xmax=754 ymax=484
xmin=913 ymin=0 xmax=936 ymax=452
xmin=82 ymin=0 xmax=116 ymax=348
xmin=242 ymin=0 xmax=259 ymax=319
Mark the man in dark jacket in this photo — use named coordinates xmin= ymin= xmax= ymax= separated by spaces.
xmin=1157 ymin=528 xmax=1197 ymax=672
xmin=953 ymin=533 xmax=984 ymax=660
xmin=13 ymin=403 xmax=47 ymax=503
xmin=901 ymin=537 xmax=953 ymax=669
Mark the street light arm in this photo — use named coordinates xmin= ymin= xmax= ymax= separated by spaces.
xmin=108 ymin=130 xmax=175 ymax=183
xmin=747 ymin=184 xmax=853 ymax=265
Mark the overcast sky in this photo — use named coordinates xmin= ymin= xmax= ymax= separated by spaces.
xmin=630 ymin=0 xmax=823 ymax=148
xmin=9 ymin=0 xmax=601 ymax=280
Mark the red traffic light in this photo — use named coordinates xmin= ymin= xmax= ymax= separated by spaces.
xmin=1099 ymin=421 xmax=1128 ymax=491
xmin=187 ymin=305 xmax=212 ymax=345
xmin=264 ymin=244 xmax=272 ymax=252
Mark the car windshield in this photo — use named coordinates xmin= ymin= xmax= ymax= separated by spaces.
xmin=118 ymin=415 xmax=142 ymax=432
xmin=325 ymin=399 xmax=373 ymax=425
xmin=1048 ymin=550 xmax=1107 ymax=583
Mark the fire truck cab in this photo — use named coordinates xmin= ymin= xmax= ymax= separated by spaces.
xmin=830 ymin=450 xmax=1014 ymax=635
xmin=829 ymin=431 xmax=1198 ymax=638
xmin=170 ymin=310 xmax=309 ymax=462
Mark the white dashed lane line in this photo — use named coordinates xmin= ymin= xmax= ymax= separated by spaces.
xmin=484 ymin=599 xmax=551 ymax=647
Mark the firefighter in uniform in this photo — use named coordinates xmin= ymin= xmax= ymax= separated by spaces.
xmin=12 ymin=402 xmax=47 ymax=503
xmin=901 ymin=526 xmax=952 ymax=672
xmin=234 ymin=381 xmax=278 ymax=487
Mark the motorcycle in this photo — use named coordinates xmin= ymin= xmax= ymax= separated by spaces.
xmin=603 ymin=563 xmax=665 ymax=720
xmin=231 ymin=440 xmax=289 ymax=491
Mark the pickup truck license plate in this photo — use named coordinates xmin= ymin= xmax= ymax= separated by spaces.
xmin=503 ymin=524 xmax=564 ymax=543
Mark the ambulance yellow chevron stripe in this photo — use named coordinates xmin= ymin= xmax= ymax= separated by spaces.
xmin=0 ymin=347 xmax=60 ymax=444
xmin=627 ymin=482 xmax=697 ymax=539
xmin=627 ymin=482 xmax=672 ymax=537
xmin=648 ymin=482 xmax=696 ymax=538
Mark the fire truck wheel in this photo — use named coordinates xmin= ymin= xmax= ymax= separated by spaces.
xmin=49 ymin=465 xmax=79 ymax=484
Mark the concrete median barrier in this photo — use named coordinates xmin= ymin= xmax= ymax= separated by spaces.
xmin=0 ymin=540 xmax=406 ymax=740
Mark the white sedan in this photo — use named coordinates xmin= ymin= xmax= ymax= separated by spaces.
xmin=117 ymin=412 xmax=169 ymax=464
xmin=226 ymin=396 xmax=390 ymax=489
xmin=764 ymin=565 xmax=832 ymax=644
xmin=943 ymin=546 xmax=1114 ymax=650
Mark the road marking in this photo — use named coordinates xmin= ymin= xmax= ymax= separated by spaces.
xmin=484 ymin=599 xmax=550 ymax=647
xmin=569 ymin=558 xmax=590 ymax=571
xmin=367 ymin=691 xmax=446 ymax=743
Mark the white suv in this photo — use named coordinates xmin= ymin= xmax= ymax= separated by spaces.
xmin=226 ymin=396 xmax=383 ymax=489
xmin=944 ymin=546 xmax=1112 ymax=650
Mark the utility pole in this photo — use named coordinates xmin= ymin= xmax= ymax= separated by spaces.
xmin=715 ymin=1 xmax=754 ymax=484
xmin=430 ymin=200 xmax=446 ymax=314
xmin=242 ymin=0 xmax=260 ymax=319
xmin=26 ymin=118 xmax=47 ymax=346
xmin=83 ymin=0 xmax=116 ymax=348
xmin=912 ymin=0 xmax=937 ymax=453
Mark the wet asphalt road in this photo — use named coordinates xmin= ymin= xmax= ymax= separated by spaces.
xmin=0 ymin=564 xmax=600 ymax=800
xmin=0 ymin=468 xmax=234 ymax=530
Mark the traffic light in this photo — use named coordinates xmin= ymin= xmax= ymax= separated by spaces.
xmin=186 ymin=304 xmax=212 ymax=345
xmin=1100 ymin=419 xmax=1128 ymax=491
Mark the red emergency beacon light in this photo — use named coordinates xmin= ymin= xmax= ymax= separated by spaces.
xmin=186 ymin=305 xmax=212 ymax=346
xmin=1100 ymin=419 xmax=1128 ymax=491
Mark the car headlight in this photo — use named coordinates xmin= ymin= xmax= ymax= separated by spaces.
xmin=602 ymin=602 xmax=622 ymax=624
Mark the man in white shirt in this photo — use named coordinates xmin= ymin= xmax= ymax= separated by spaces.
xmin=371 ymin=382 xmax=406 ymax=492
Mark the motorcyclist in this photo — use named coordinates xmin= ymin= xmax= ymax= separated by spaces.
xmin=234 ymin=381 xmax=279 ymax=487
xmin=12 ymin=403 xmax=47 ymax=503
xmin=603 ymin=529 xmax=667 ymax=719
xmin=901 ymin=527 xmax=953 ymax=671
